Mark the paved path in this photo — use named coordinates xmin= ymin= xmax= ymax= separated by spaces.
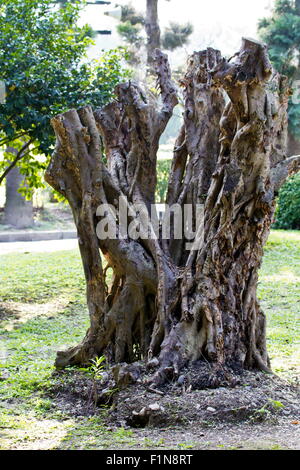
xmin=0 ymin=230 xmax=77 ymax=242
xmin=0 ymin=238 xmax=79 ymax=255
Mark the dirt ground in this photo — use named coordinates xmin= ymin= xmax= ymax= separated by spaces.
xmin=43 ymin=365 xmax=300 ymax=450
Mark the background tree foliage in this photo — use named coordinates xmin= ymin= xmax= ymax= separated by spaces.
xmin=258 ymin=0 xmax=300 ymax=140
xmin=161 ymin=22 xmax=193 ymax=51
xmin=116 ymin=1 xmax=193 ymax=65
xmin=273 ymin=173 xmax=300 ymax=229
xmin=0 ymin=0 xmax=130 ymax=194
xmin=258 ymin=0 xmax=300 ymax=229
xmin=155 ymin=159 xmax=171 ymax=203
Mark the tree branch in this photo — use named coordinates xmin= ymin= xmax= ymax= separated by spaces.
xmin=0 ymin=131 xmax=28 ymax=148
xmin=271 ymin=155 xmax=300 ymax=193
xmin=153 ymin=48 xmax=178 ymax=131
xmin=0 ymin=139 xmax=34 ymax=184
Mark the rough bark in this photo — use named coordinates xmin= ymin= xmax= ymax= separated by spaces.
xmin=45 ymin=39 xmax=300 ymax=387
xmin=287 ymin=131 xmax=300 ymax=156
xmin=4 ymin=147 xmax=33 ymax=229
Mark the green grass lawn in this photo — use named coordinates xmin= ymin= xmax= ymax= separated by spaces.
xmin=0 ymin=230 xmax=299 ymax=449
xmin=258 ymin=230 xmax=300 ymax=377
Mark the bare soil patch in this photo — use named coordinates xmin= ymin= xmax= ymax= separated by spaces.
xmin=46 ymin=365 xmax=300 ymax=450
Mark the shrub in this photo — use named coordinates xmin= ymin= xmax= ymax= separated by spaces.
xmin=273 ymin=173 xmax=300 ymax=229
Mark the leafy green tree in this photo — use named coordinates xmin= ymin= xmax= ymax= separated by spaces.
xmin=0 ymin=0 xmax=130 ymax=193
xmin=258 ymin=0 xmax=300 ymax=143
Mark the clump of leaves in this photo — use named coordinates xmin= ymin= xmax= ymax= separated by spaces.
xmin=250 ymin=399 xmax=285 ymax=424
xmin=90 ymin=356 xmax=106 ymax=381
xmin=87 ymin=356 xmax=106 ymax=410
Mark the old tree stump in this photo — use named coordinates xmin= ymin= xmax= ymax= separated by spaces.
xmin=45 ymin=38 xmax=300 ymax=390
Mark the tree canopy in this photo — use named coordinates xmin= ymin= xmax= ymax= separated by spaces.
xmin=0 ymin=0 xmax=130 ymax=192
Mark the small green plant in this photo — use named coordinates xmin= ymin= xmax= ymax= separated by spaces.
xmin=250 ymin=399 xmax=284 ymax=424
xmin=87 ymin=356 xmax=106 ymax=409
xmin=250 ymin=405 xmax=271 ymax=423
xmin=268 ymin=399 xmax=284 ymax=410
xmin=90 ymin=356 xmax=106 ymax=380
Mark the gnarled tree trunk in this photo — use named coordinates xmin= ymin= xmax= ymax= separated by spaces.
xmin=45 ymin=39 xmax=300 ymax=388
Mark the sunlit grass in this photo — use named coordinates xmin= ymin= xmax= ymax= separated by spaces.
xmin=258 ymin=230 xmax=300 ymax=377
